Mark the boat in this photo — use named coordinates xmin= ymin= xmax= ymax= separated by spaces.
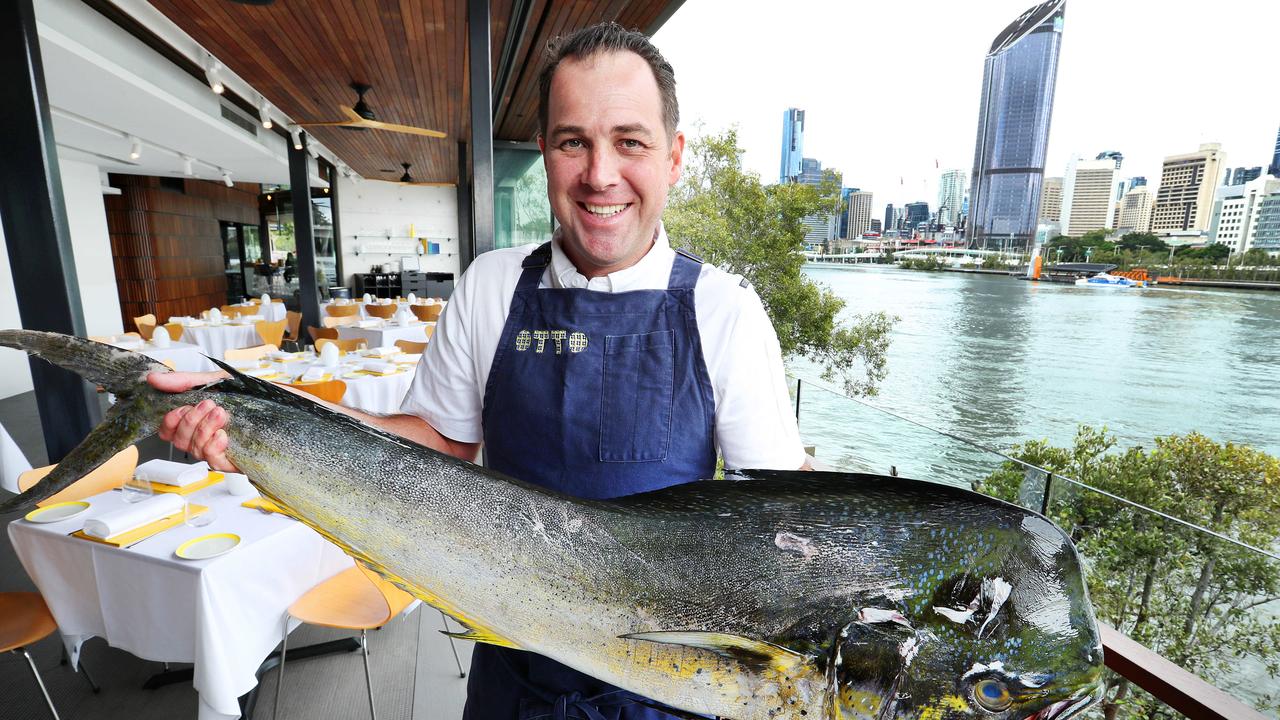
xmin=1075 ymin=272 xmax=1141 ymax=288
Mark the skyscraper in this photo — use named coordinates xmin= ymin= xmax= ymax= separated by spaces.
xmin=847 ymin=191 xmax=874 ymax=239
xmin=1230 ymin=167 xmax=1262 ymax=186
xmin=884 ymin=204 xmax=896 ymax=234
xmin=1117 ymin=186 xmax=1155 ymax=234
xmin=1039 ymin=177 xmax=1063 ymax=222
xmin=1152 ymin=143 xmax=1226 ymax=236
xmin=905 ymin=202 xmax=930 ymax=231
xmin=937 ymin=169 xmax=967 ymax=227
xmin=1095 ymin=150 xmax=1124 ymax=169
xmin=780 ymin=108 xmax=805 ymax=184
xmin=1060 ymin=156 xmax=1117 ymax=236
xmin=968 ymin=0 xmax=1066 ymax=249
xmin=1269 ymin=124 xmax=1280 ymax=177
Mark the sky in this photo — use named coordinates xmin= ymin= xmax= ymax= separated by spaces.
xmin=654 ymin=0 xmax=1280 ymax=216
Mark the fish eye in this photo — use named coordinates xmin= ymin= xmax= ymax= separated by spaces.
xmin=973 ymin=677 xmax=1013 ymax=712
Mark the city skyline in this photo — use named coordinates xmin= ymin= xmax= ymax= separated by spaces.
xmin=655 ymin=1 xmax=1280 ymax=212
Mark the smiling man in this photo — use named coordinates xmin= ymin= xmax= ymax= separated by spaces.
xmin=153 ymin=21 xmax=804 ymax=720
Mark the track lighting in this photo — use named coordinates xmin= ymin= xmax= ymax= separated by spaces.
xmin=258 ymin=99 xmax=273 ymax=129
xmin=204 ymin=59 xmax=224 ymax=95
xmin=221 ymin=170 xmax=233 ymax=187
xmin=128 ymin=136 xmax=141 ymax=160
xmin=181 ymin=156 xmax=194 ymax=176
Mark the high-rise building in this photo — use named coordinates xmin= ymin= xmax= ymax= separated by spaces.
xmin=1269 ymin=124 xmax=1280 ymax=178
xmin=798 ymin=158 xmax=824 ymax=186
xmin=1152 ymin=143 xmax=1227 ymax=236
xmin=837 ymin=187 xmax=856 ymax=239
xmin=780 ymin=108 xmax=805 ymax=184
xmin=870 ymin=218 xmax=882 ymax=233
xmin=1209 ymin=177 xmax=1280 ymax=252
xmin=1230 ymin=166 xmax=1262 ymax=186
xmin=1060 ymin=156 xmax=1117 ymax=236
xmin=884 ymin=204 xmax=896 ymax=234
xmin=937 ymin=169 xmax=967 ymax=227
xmin=1095 ymin=150 xmax=1124 ymax=169
xmin=1039 ymin=177 xmax=1063 ymax=222
xmin=1130 ymin=176 xmax=1147 ymax=188
xmin=905 ymin=202 xmax=930 ymax=231
xmin=847 ymin=191 xmax=874 ymax=239
xmin=968 ymin=0 xmax=1066 ymax=249
xmin=1117 ymin=185 xmax=1155 ymax=234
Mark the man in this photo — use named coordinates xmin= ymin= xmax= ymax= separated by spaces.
xmin=156 ymin=22 xmax=805 ymax=719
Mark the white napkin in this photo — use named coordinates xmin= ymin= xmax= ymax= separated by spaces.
xmin=319 ymin=342 xmax=341 ymax=368
xmin=135 ymin=459 xmax=210 ymax=487
xmin=243 ymin=314 xmax=265 ymax=322
xmin=362 ymin=293 xmax=373 ymax=304
xmin=301 ymin=366 xmax=327 ymax=382
xmin=395 ymin=353 xmax=422 ymax=364
xmin=362 ymin=360 xmax=398 ymax=375
xmin=183 ymin=318 xmax=205 ymax=327
xmin=261 ymin=293 xmax=271 ymax=304
xmin=268 ymin=351 xmax=296 ymax=361
xmin=167 ymin=316 xmax=187 ymax=324
xmin=357 ymin=319 xmax=382 ymax=329
xmin=151 ymin=326 xmax=171 ymax=347
xmin=227 ymin=358 xmax=260 ymax=370
xmin=407 ymin=293 xmax=417 ymax=304
xmin=83 ymin=493 xmax=185 ymax=539
xmin=364 ymin=346 xmax=400 ymax=358
xmin=394 ymin=310 xmax=414 ymax=326
xmin=112 ymin=336 xmax=144 ymax=350
xmin=209 ymin=308 xmax=222 ymax=322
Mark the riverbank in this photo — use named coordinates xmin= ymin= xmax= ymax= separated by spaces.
xmin=803 ymin=261 xmax=1280 ymax=290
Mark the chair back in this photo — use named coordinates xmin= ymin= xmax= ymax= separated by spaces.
xmin=316 ymin=338 xmax=367 ymax=355
xmin=325 ymin=303 xmax=360 ymax=318
xmin=364 ymin=303 xmax=397 ymax=319
xmin=224 ymin=344 xmax=278 ymax=362
xmin=285 ymin=311 xmax=302 ymax=341
xmin=424 ymin=324 xmax=436 ymax=341
xmin=321 ymin=316 xmax=358 ymax=328
xmin=410 ymin=304 xmax=442 ymax=322
xmin=219 ymin=305 xmax=251 ymax=318
xmin=394 ymin=340 xmax=427 ymax=355
xmin=163 ymin=322 xmax=185 ymax=342
xmin=288 ymin=564 xmax=411 ymax=630
xmin=0 ymin=592 xmax=58 ymax=654
xmin=255 ymin=319 xmax=287 ymax=347
xmin=18 ymin=445 xmax=139 ymax=507
xmin=287 ymin=379 xmax=346 ymax=404
xmin=308 ymin=326 xmax=339 ymax=343
xmin=132 ymin=313 xmax=157 ymax=337
xmin=136 ymin=321 xmax=157 ymax=340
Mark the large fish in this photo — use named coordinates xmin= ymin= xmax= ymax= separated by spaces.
xmin=0 ymin=330 xmax=1103 ymax=720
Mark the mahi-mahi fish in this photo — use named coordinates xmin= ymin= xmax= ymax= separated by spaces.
xmin=0 ymin=330 xmax=1103 ymax=720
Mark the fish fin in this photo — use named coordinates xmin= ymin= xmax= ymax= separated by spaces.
xmin=441 ymin=627 xmax=522 ymax=649
xmin=0 ymin=329 xmax=170 ymax=396
xmin=620 ymin=631 xmax=809 ymax=673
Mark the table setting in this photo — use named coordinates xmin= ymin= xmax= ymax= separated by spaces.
xmin=228 ymin=294 xmax=286 ymax=323
xmin=103 ymin=332 xmax=215 ymax=372
xmin=322 ymin=292 xmax=446 ymax=321
xmin=228 ymin=345 xmax=422 ymax=414
xmin=8 ymin=458 xmax=353 ymax=720
xmin=167 ymin=312 xmax=268 ymax=360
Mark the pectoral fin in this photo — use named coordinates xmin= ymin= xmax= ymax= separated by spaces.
xmin=620 ymin=631 xmax=809 ymax=673
xmin=442 ymin=627 xmax=522 ymax=649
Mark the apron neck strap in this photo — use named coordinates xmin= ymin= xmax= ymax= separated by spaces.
xmin=516 ymin=242 xmax=553 ymax=291
xmin=667 ymin=248 xmax=703 ymax=290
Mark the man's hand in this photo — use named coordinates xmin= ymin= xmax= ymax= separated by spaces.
xmin=148 ymin=370 xmax=239 ymax=472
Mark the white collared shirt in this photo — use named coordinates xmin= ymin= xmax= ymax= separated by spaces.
xmin=401 ymin=225 xmax=806 ymax=471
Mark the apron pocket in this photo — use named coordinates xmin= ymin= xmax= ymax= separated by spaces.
xmin=600 ymin=330 xmax=675 ymax=462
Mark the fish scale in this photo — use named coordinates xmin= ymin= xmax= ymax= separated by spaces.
xmin=0 ymin=330 xmax=1105 ymax=720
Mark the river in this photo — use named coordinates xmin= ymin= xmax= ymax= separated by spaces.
xmin=791 ymin=265 xmax=1280 ymax=488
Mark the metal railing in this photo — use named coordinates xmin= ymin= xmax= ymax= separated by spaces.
xmin=790 ymin=375 xmax=1279 ymax=719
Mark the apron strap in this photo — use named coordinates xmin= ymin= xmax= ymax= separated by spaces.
xmin=517 ymin=242 xmax=554 ymax=292
xmin=668 ymin=248 xmax=703 ymax=291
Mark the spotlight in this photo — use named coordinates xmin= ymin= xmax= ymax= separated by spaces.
xmin=221 ymin=170 xmax=233 ymax=187
xmin=128 ymin=137 xmax=141 ymax=160
xmin=181 ymin=156 xmax=194 ymax=176
xmin=205 ymin=60 xmax=224 ymax=95
xmin=289 ymin=126 xmax=302 ymax=150
xmin=258 ymin=100 xmax=273 ymax=129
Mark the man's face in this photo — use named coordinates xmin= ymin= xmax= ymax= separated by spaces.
xmin=540 ymin=51 xmax=684 ymax=278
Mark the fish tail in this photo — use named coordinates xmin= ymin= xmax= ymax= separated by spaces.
xmin=0 ymin=329 xmax=191 ymax=513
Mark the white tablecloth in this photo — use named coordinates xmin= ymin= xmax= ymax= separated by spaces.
xmin=336 ymin=365 xmax=418 ymax=414
xmin=9 ymin=479 xmax=352 ymax=720
xmin=337 ymin=323 xmax=433 ymax=349
xmin=0 ymin=420 xmax=31 ymax=493
xmin=230 ymin=302 xmax=286 ymax=323
xmin=139 ymin=340 xmax=216 ymax=372
xmin=180 ymin=325 xmax=264 ymax=361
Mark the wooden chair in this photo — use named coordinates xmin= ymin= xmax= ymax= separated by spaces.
xmin=0 ymin=592 xmax=92 ymax=718
xmin=424 ymin=325 xmax=436 ymax=341
xmin=307 ymin=326 xmax=339 ymax=344
xmin=18 ymin=445 xmax=139 ymax=507
xmin=394 ymin=340 xmax=427 ymax=355
xmin=410 ymin=304 xmax=442 ymax=322
xmin=255 ymin=319 xmax=287 ymax=348
xmin=321 ymin=316 xmax=359 ymax=328
xmin=324 ymin=303 xmax=360 ymax=318
xmin=274 ymin=565 xmax=415 ymax=720
xmin=285 ymin=379 xmax=346 ymax=404
xmin=162 ymin=322 xmax=185 ymax=342
xmin=315 ymin=338 xmax=367 ymax=355
xmin=224 ymin=344 xmax=278 ymax=362
xmin=363 ymin=303 xmax=397 ymax=319
xmin=132 ymin=313 xmax=157 ymax=337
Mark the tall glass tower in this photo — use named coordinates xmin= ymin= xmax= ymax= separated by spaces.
xmin=780 ymin=108 xmax=805 ymax=184
xmin=1269 ymin=124 xmax=1280 ymax=177
xmin=968 ymin=0 xmax=1066 ymax=249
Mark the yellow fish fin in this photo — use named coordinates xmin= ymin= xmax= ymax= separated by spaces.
xmin=443 ymin=627 xmax=522 ymax=649
xmin=621 ymin=631 xmax=810 ymax=673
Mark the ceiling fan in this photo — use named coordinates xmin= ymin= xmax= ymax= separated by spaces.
xmin=297 ymin=83 xmax=446 ymax=138
xmin=385 ymin=162 xmax=454 ymax=187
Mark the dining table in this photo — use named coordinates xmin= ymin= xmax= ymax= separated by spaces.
xmin=170 ymin=320 xmax=265 ymax=361
xmin=8 ymin=473 xmax=354 ymax=720
xmin=336 ymin=321 xmax=435 ymax=349
xmin=109 ymin=336 xmax=217 ymax=372
xmin=245 ymin=349 xmax=421 ymax=415
xmin=227 ymin=301 xmax=286 ymax=323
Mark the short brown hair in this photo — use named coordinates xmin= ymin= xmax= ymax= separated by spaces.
xmin=537 ymin=22 xmax=679 ymax=142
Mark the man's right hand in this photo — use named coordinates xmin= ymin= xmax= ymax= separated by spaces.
xmin=148 ymin=370 xmax=239 ymax=472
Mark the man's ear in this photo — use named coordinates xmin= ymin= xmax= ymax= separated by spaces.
xmin=668 ymin=130 xmax=686 ymax=186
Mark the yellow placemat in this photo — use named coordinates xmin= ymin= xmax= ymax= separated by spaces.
xmin=353 ymin=369 xmax=404 ymax=377
xmin=291 ymin=374 xmax=334 ymax=385
xmin=151 ymin=471 xmax=225 ymax=496
xmin=241 ymin=497 xmax=289 ymax=515
xmin=72 ymin=504 xmax=208 ymax=547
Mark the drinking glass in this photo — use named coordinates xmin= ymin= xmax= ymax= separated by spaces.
xmin=184 ymin=499 xmax=216 ymax=528
xmin=121 ymin=473 xmax=153 ymax=504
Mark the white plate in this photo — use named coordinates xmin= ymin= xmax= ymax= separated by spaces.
xmin=175 ymin=533 xmax=240 ymax=560
xmin=25 ymin=501 xmax=90 ymax=523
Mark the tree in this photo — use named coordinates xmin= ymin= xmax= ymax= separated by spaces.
xmin=977 ymin=428 xmax=1280 ymax=719
xmin=1117 ymin=232 xmax=1167 ymax=253
xmin=665 ymin=129 xmax=895 ymax=396
xmin=1242 ymin=248 xmax=1273 ymax=266
xmin=1176 ymin=244 xmax=1230 ymax=262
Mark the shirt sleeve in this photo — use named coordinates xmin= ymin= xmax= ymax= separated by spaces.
xmin=703 ymin=282 xmax=807 ymax=471
xmin=400 ymin=264 xmax=484 ymax=444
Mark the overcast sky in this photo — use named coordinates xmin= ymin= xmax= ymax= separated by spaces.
xmin=654 ymin=0 xmax=1280 ymax=215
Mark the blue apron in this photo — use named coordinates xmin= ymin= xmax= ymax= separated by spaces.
xmin=463 ymin=241 xmax=717 ymax=719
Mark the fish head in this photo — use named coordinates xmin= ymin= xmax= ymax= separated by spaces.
xmin=830 ymin=514 xmax=1104 ymax=720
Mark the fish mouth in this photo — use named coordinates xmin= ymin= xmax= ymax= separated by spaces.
xmin=1029 ymin=688 xmax=1100 ymax=720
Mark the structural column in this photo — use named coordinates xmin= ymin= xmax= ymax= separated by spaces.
xmin=288 ymin=141 xmax=321 ymax=335
xmin=0 ymin=0 xmax=100 ymax=461
xmin=468 ymin=0 xmax=495 ymax=263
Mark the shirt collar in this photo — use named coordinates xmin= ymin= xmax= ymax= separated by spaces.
xmin=548 ymin=224 xmax=675 ymax=292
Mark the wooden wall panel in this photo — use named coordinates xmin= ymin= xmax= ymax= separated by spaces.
xmin=105 ymin=176 xmax=259 ymax=330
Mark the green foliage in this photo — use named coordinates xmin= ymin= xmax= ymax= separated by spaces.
xmin=977 ymin=428 xmax=1280 ymax=718
xmin=1176 ymin=243 xmax=1230 ymax=262
xmin=1242 ymin=248 xmax=1274 ymax=266
xmin=1117 ymin=233 xmax=1167 ymax=253
xmin=665 ymin=128 xmax=896 ymax=396
xmin=1046 ymin=232 xmax=1115 ymax=263
xmin=899 ymin=255 xmax=946 ymax=271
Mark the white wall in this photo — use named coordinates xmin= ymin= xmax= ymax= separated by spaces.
xmin=0 ymin=156 xmax=121 ymax=400
xmin=336 ymin=178 xmax=460 ymax=290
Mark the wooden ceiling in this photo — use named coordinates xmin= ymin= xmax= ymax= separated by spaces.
xmin=144 ymin=0 xmax=679 ymax=185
